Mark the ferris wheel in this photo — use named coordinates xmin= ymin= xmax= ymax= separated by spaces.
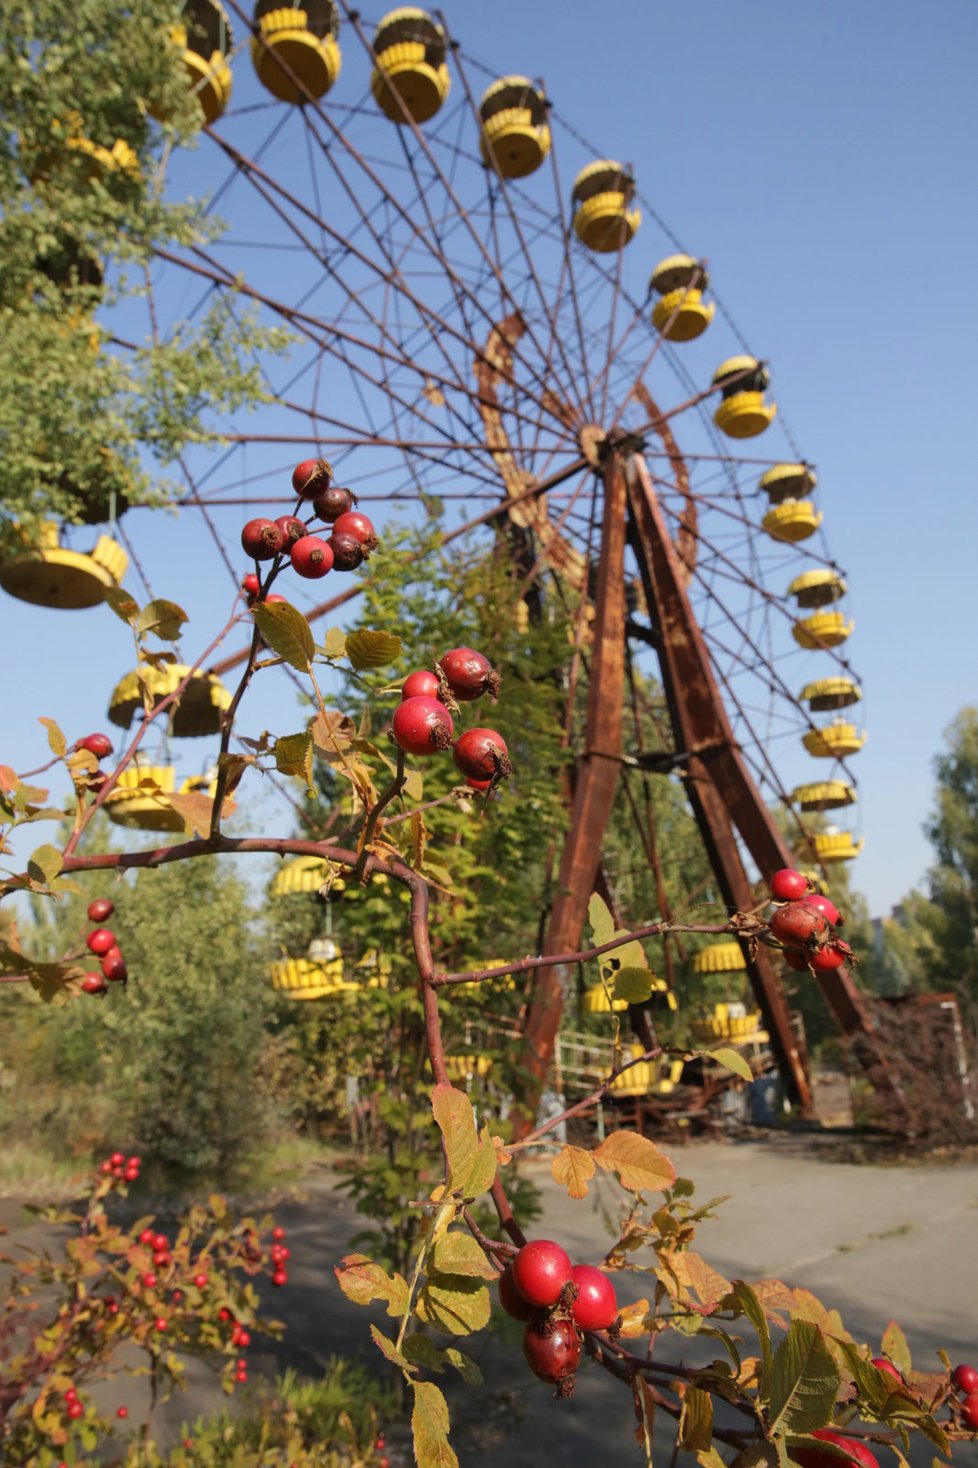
xmin=3 ymin=1 xmax=881 ymax=1112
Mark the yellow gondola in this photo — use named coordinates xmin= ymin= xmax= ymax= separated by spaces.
xmin=479 ymin=76 xmax=550 ymax=178
xmin=252 ymin=0 xmax=341 ymax=104
xmin=806 ymin=829 xmax=864 ymax=863
xmin=609 ymin=1046 xmax=685 ymax=1097
xmin=173 ymin=0 xmax=234 ymax=123
xmin=271 ymin=855 xmax=339 ymax=896
xmin=800 ymin=677 xmax=862 ymax=712
xmin=712 ymin=356 xmax=776 ymax=438
xmin=787 ymin=568 xmax=847 ymax=608
xmin=802 ymin=720 xmax=866 ymax=758
xmin=443 ymin=1054 xmax=493 ymax=1082
xmin=649 ymin=255 xmax=714 ymax=342
xmin=690 ymin=940 xmax=746 ymax=975
xmin=108 ymin=665 xmax=231 ymax=737
xmin=571 ymin=161 xmax=641 ymax=253
xmin=269 ymin=955 xmax=352 ymax=1001
xmin=371 ymin=8 xmax=449 ymax=123
xmin=759 ymin=462 xmax=817 ymax=503
xmin=792 ymin=780 xmax=857 ymax=812
xmin=762 ymin=501 xmax=822 ymax=543
xmin=0 ymin=525 xmax=127 ymax=610
xmin=690 ymin=1003 xmax=764 ymax=1043
xmin=792 ymin=611 xmax=854 ymax=649
xmin=103 ymin=765 xmax=217 ymax=832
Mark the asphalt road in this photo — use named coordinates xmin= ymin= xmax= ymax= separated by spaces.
xmin=3 ymin=1135 xmax=977 ymax=1466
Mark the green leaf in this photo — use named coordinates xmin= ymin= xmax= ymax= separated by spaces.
xmin=253 ymin=600 xmax=314 ymax=671
xmin=136 ymin=598 xmax=188 ymax=642
xmin=27 ymin=844 xmax=63 ymax=887
xmin=103 ymin=586 xmax=140 ymax=626
xmin=333 ymin=1254 xmax=409 ymax=1318
xmin=411 ymin=1381 xmax=458 ymax=1468
xmin=613 ymin=965 xmax=654 ymax=1002
xmin=880 ymin=1320 xmax=912 ymax=1376
xmin=767 ymin=1320 xmax=840 ymax=1436
xmin=370 ymin=1325 xmax=414 ymax=1372
xmin=320 ymin=626 xmax=347 ymax=660
xmin=709 ymin=1047 xmax=753 ymax=1082
xmin=431 ymin=1231 xmax=497 ymax=1280
xmin=730 ymin=1281 xmax=772 ymax=1376
xmin=416 ymin=1274 xmax=491 ymax=1335
xmin=444 ymin=1346 xmax=483 ymax=1385
xmin=345 ymin=628 xmax=403 ymax=671
xmin=274 ymin=731 xmax=315 ymax=788
xmin=588 ymin=891 xmax=615 ymax=946
xmin=431 ymin=1084 xmax=497 ymax=1199
xmin=37 ymin=717 xmax=66 ymax=757
xmin=402 ymin=1334 xmax=446 ymax=1373
xmin=680 ymin=1386 xmax=714 ymax=1451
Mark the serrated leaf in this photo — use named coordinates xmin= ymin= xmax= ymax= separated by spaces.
xmin=253 ymin=600 xmax=314 ymax=670
xmin=334 ymin=1254 xmax=409 ymax=1317
xmin=37 ymin=717 xmax=66 ymax=756
xmin=309 ymin=709 xmax=356 ymax=754
xmin=320 ymin=626 xmax=347 ymax=659
xmin=680 ymin=1386 xmax=714 ymax=1451
xmin=345 ymin=628 xmax=403 ymax=671
xmin=136 ymin=598 xmax=188 ymax=642
xmin=416 ymin=1274 xmax=491 ymax=1336
xmin=730 ymin=1282 xmax=772 ymax=1375
xmin=431 ymin=1084 xmax=497 ymax=1199
xmin=274 ymin=731 xmax=314 ymax=787
xmin=709 ymin=1047 xmax=753 ymax=1082
xmin=881 ymin=1320 xmax=912 ymax=1376
xmin=767 ymin=1320 xmax=839 ymax=1435
xmin=166 ymin=790 xmax=236 ymax=838
xmin=444 ymin=1346 xmax=482 ymax=1384
xmin=617 ymin=1298 xmax=652 ymax=1339
xmin=27 ymin=844 xmax=63 ymax=886
xmin=370 ymin=1325 xmax=414 ymax=1372
xmin=103 ymin=585 xmax=140 ymax=625
xmin=402 ymin=1334 xmax=446 ymax=1373
xmin=431 ymin=1232 xmax=497 ymax=1280
xmin=594 ymin=1130 xmax=676 ymax=1193
xmin=551 ymin=1144 xmax=595 ymax=1199
xmin=613 ymin=965 xmax=654 ymax=1002
xmin=402 ymin=767 xmax=423 ymax=803
xmin=411 ymin=1381 xmax=458 ymax=1468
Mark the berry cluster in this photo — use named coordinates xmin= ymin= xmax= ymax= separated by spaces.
xmin=764 ymin=867 xmax=852 ymax=974
xmin=97 ymin=1149 xmax=141 ymax=1184
xmin=952 ymin=1362 xmax=978 ymax=1431
xmin=497 ymin=1239 xmax=620 ymax=1397
xmin=240 ymin=458 xmax=377 ymax=605
xmin=81 ymin=896 xmax=128 ymax=995
xmin=72 ymin=730 xmax=114 ymax=796
xmin=393 ymin=646 xmax=511 ymax=791
xmin=270 ymin=1223 xmax=290 ymax=1287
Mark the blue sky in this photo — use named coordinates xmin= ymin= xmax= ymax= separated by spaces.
xmin=4 ymin=1 xmax=977 ymax=917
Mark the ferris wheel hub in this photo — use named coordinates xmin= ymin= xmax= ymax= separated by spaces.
xmin=578 ymin=424 xmax=607 ymax=467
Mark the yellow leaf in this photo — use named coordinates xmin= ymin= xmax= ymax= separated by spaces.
xmin=551 ymin=1144 xmax=596 ymax=1199
xmin=593 ymin=1130 xmax=677 ymax=1193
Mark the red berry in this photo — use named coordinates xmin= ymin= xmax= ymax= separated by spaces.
xmin=440 ymin=646 xmax=499 ymax=702
xmin=401 ymin=670 xmax=441 ymax=701
xmin=769 ymin=867 xmax=809 ymax=902
xmin=275 ymin=515 xmax=307 ymax=547
xmin=768 ymin=901 xmax=829 ymax=950
xmin=101 ymin=951 xmax=128 ymax=983
xmin=791 ymin=1429 xmax=879 ymax=1468
xmin=78 ymin=732 xmax=113 ymax=759
xmin=139 ymin=1228 xmax=155 ymax=1245
xmin=312 ymin=483 xmax=356 ymax=522
xmin=154 ymin=1317 xmax=168 ymax=1331
xmin=241 ymin=518 xmax=284 ymax=561
xmin=290 ymin=534 xmax=334 ymax=579
xmin=142 ymin=1272 xmax=157 ymax=1288
xmin=64 ymin=1387 xmax=78 ymax=1401
xmin=236 ymin=1328 xmax=251 ymax=1347
xmin=218 ymin=1307 xmax=232 ymax=1322
xmin=87 ymin=898 xmax=115 ymax=923
xmin=466 ymin=777 xmax=492 ymax=792
xmin=870 ymin=1356 xmax=902 ymax=1382
xmin=781 ymin=949 xmax=812 ymax=971
xmin=331 ymin=510 xmax=378 ymax=551
xmin=110 ymin=1151 xmax=124 ymax=1166
xmin=271 ymin=1226 xmax=286 ymax=1241
xmin=171 ymin=1289 xmax=183 ymax=1302
xmin=86 ymin=928 xmax=116 ymax=955
xmin=153 ymin=1250 xmax=169 ymax=1268
xmin=265 ymin=593 xmax=287 ymax=604
xmin=498 ymin=1264 xmax=537 ymax=1322
xmin=117 ymin=1406 xmax=128 ymax=1419
xmin=570 ymin=1264 xmax=618 ymax=1331
xmin=272 ymin=1268 xmax=288 ymax=1286
xmin=392 ymin=696 xmax=454 ymax=757
xmin=328 ymin=529 xmax=365 ymax=571
xmin=453 ymin=728 xmax=511 ymax=784
xmin=152 ymin=1233 xmax=168 ymax=1253
xmin=99 ymin=1159 xmax=113 ymax=1174
xmin=128 ymin=1155 xmax=141 ymax=1167
xmin=193 ymin=1273 xmax=209 ymax=1288
xmin=522 ymin=1319 xmax=582 ymax=1388
xmin=82 ymin=972 xmax=108 ymax=995
xmin=235 ymin=1367 xmax=248 ymax=1383
xmin=242 ymin=572 xmax=261 ymax=601
xmin=962 ymin=1392 xmax=978 ymax=1431
xmin=802 ymin=893 xmax=842 ymax=927
xmin=123 ymin=1166 xmax=139 ymax=1182
xmin=511 ymin=1240 xmax=573 ymax=1309
xmin=953 ymin=1364 xmax=978 ymax=1394
xmin=810 ymin=943 xmax=848 ymax=972
xmin=292 ymin=457 xmax=332 ymax=499
xmin=67 ymin=1400 xmax=84 ymax=1420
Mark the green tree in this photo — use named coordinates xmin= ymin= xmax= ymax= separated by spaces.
xmin=920 ymin=707 xmax=978 ymax=1007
